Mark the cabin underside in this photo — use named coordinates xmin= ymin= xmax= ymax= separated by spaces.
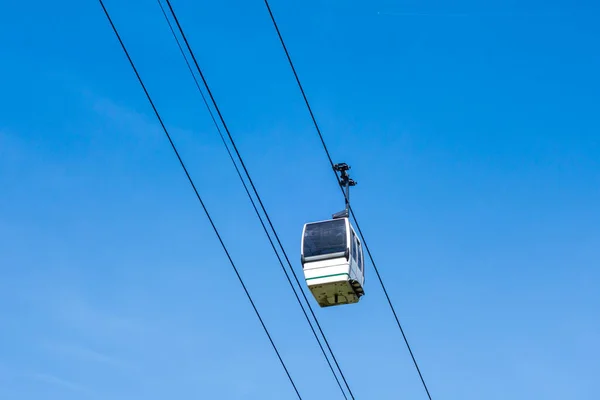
xmin=307 ymin=278 xmax=362 ymax=307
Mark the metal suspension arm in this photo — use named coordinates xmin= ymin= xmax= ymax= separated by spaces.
xmin=332 ymin=163 xmax=356 ymax=219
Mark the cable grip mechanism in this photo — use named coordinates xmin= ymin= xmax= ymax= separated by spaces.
xmin=332 ymin=163 xmax=356 ymax=219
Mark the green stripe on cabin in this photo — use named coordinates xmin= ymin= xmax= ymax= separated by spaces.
xmin=305 ymin=272 xmax=349 ymax=281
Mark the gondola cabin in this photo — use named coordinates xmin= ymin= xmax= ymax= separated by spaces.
xmin=301 ymin=217 xmax=365 ymax=307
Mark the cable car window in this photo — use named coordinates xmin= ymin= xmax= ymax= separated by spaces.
xmin=357 ymin=243 xmax=363 ymax=271
xmin=303 ymin=219 xmax=347 ymax=258
xmin=352 ymin=234 xmax=358 ymax=262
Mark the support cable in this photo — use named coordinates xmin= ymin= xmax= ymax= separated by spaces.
xmin=159 ymin=1 xmax=356 ymax=398
xmin=96 ymin=1 xmax=302 ymax=398
xmin=261 ymin=1 xmax=434 ymax=399
xmin=157 ymin=2 xmax=350 ymax=397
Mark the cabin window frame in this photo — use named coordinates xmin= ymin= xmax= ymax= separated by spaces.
xmin=302 ymin=219 xmax=348 ymax=262
xmin=351 ymin=230 xmax=358 ymax=262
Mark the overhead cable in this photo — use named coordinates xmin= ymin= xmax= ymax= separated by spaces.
xmin=96 ymin=1 xmax=302 ymax=398
xmin=261 ymin=1 xmax=434 ymax=399
xmin=158 ymin=1 xmax=356 ymax=398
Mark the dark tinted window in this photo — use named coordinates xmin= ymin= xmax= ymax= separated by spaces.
xmin=303 ymin=219 xmax=347 ymax=258
xmin=357 ymin=242 xmax=363 ymax=271
xmin=351 ymin=233 xmax=358 ymax=261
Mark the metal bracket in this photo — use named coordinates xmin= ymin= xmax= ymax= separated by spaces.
xmin=332 ymin=162 xmax=357 ymax=219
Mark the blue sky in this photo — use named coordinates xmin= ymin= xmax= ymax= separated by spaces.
xmin=1 ymin=0 xmax=599 ymax=398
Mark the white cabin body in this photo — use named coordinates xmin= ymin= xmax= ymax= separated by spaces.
xmin=301 ymin=217 xmax=365 ymax=307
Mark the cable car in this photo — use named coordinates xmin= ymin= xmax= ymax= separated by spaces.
xmin=301 ymin=216 xmax=365 ymax=307
xmin=300 ymin=162 xmax=365 ymax=307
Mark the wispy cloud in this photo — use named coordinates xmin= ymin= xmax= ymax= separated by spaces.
xmin=378 ymin=11 xmax=470 ymax=17
xmin=377 ymin=10 xmax=573 ymax=18
xmin=89 ymin=94 xmax=163 ymax=140
xmin=0 ymin=363 xmax=10 ymax=383
xmin=30 ymin=372 xmax=93 ymax=395
xmin=0 ymin=129 xmax=28 ymax=166
xmin=1 ymin=80 xmax=256 ymax=397
xmin=41 ymin=340 xmax=135 ymax=372
xmin=81 ymin=90 xmax=206 ymax=149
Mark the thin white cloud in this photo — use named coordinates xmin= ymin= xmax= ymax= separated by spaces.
xmin=0 ymin=363 xmax=10 ymax=383
xmin=41 ymin=340 xmax=135 ymax=372
xmin=378 ymin=11 xmax=470 ymax=17
xmin=30 ymin=372 xmax=93 ymax=395
xmin=89 ymin=94 xmax=163 ymax=140
xmin=377 ymin=10 xmax=569 ymax=18
xmin=82 ymin=90 xmax=207 ymax=149
xmin=0 ymin=129 xmax=25 ymax=165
